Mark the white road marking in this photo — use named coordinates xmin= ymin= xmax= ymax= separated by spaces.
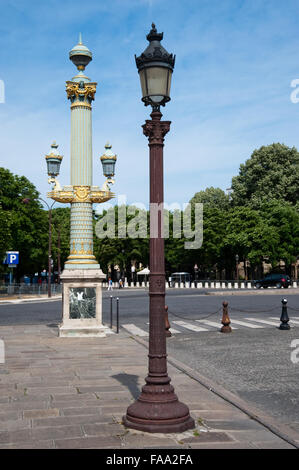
xmin=270 ymin=317 xmax=299 ymax=326
xmin=122 ymin=324 xmax=148 ymax=337
xmin=122 ymin=315 xmax=296 ymax=338
xmin=244 ymin=318 xmax=279 ymax=327
xmin=196 ymin=320 xmax=238 ymax=330
xmin=169 ymin=328 xmax=182 ymax=334
xmin=230 ymin=320 xmax=264 ymax=329
xmin=172 ymin=321 xmax=209 ymax=332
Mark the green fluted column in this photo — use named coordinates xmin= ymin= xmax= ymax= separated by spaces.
xmin=70 ymin=102 xmax=92 ymax=185
xmin=64 ymin=76 xmax=99 ymax=269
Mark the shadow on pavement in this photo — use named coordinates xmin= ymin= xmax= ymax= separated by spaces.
xmin=112 ymin=373 xmax=141 ymax=399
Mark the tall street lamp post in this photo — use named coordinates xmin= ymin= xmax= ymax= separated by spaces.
xmin=123 ymin=24 xmax=195 ymax=433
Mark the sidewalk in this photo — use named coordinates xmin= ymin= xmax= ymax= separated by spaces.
xmin=0 ymin=295 xmax=62 ymax=303
xmin=0 ymin=324 xmax=297 ymax=449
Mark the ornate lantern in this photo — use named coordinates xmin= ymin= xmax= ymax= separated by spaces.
xmin=100 ymin=142 xmax=117 ymax=179
xmin=45 ymin=142 xmax=63 ymax=178
xmin=135 ymin=23 xmax=175 ymax=109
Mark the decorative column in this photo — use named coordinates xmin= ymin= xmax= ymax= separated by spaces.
xmin=46 ymin=35 xmax=116 ymax=337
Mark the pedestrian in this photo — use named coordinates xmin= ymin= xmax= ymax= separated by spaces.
xmin=107 ymin=278 xmax=113 ymax=291
xmin=119 ymin=279 xmax=123 ymax=289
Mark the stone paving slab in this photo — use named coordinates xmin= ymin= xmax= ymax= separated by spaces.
xmin=0 ymin=324 xmax=297 ymax=449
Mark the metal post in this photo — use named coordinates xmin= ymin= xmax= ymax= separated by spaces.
xmin=116 ymin=297 xmax=119 ymax=334
xmin=280 ymin=298 xmax=290 ymax=330
xmin=110 ymin=295 xmax=113 ymax=329
xmin=124 ymin=110 xmax=194 ymax=433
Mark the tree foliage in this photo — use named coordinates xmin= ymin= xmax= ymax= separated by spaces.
xmin=0 ymin=205 xmax=12 ymax=267
xmin=231 ymin=143 xmax=299 ymax=207
xmin=190 ymin=187 xmax=230 ymax=210
xmin=51 ymin=207 xmax=71 ymax=270
xmin=0 ymin=168 xmax=48 ymax=278
xmin=1 ymin=141 xmax=299 ymax=281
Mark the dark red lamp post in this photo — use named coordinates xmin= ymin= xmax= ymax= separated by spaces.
xmin=123 ymin=24 xmax=195 ymax=433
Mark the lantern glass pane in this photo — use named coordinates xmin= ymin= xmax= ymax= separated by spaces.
xmin=102 ymin=161 xmax=115 ymax=177
xmin=139 ymin=69 xmax=148 ymax=99
xmin=146 ymin=66 xmax=169 ymax=103
xmin=47 ymin=160 xmax=60 ymax=176
xmin=166 ymin=69 xmax=173 ymax=96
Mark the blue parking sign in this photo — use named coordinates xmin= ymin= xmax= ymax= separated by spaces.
xmin=5 ymin=251 xmax=19 ymax=265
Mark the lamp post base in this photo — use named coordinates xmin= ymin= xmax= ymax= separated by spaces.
xmin=59 ymin=268 xmax=107 ymax=338
xmin=123 ymin=380 xmax=195 ymax=433
xmin=123 ymin=415 xmax=195 ymax=434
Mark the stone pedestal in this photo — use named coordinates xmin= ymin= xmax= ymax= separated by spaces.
xmin=59 ymin=269 xmax=109 ymax=337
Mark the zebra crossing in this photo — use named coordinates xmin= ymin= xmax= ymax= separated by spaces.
xmin=121 ymin=316 xmax=299 ymax=337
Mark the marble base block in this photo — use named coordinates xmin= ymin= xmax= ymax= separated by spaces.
xmin=59 ymin=268 xmax=110 ymax=338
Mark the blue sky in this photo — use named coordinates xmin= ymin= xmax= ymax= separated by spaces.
xmin=1 ymin=0 xmax=299 ymax=208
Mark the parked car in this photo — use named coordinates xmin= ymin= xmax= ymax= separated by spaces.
xmin=170 ymin=272 xmax=191 ymax=287
xmin=254 ymin=274 xmax=291 ymax=289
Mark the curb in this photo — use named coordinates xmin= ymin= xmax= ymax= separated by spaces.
xmin=132 ymin=335 xmax=299 ymax=449
xmin=0 ymin=296 xmax=62 ymax=304
xmin=206 ymin=288 xmax=299 ymax=296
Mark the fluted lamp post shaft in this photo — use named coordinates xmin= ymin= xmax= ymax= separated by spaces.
xmin=123 ymin=24 xmax=194 ymax=433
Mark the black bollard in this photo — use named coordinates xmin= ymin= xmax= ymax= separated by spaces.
xmin=116 ymin=297 xmax=119 ymax=334
xmin=110 ymin=295 xmax=113 ymax=329
xmin=280 ymin=298 xmax=290 ymax=330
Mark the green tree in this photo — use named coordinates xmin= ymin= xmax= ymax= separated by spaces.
xmin=93 ymin=205 xmax=149 ymax=278
xmin=51 ymin=207 xmax=71 ymax=272
xmin=184 ymin=187 xmax=229 ymax=278
xmin=222 ymin=207 xmax=279 ymax=279
xmin=0 ymin=168 xmax=48 ymax=278
xmin=231 ymin=143 xmax=299 ymax=207
xmin=261 ymin=201 xmax=299 ymax=272
xmin=190 ymin=187 xmax=230 ymax=210
xmin=0 ymin=205 xmax=12 ymax=269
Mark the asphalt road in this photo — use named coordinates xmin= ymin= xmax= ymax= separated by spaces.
xmin=0 ymin=288 xmax=299 ymax=431
xmin=1 ymin=288 xmax=299 ymax=326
